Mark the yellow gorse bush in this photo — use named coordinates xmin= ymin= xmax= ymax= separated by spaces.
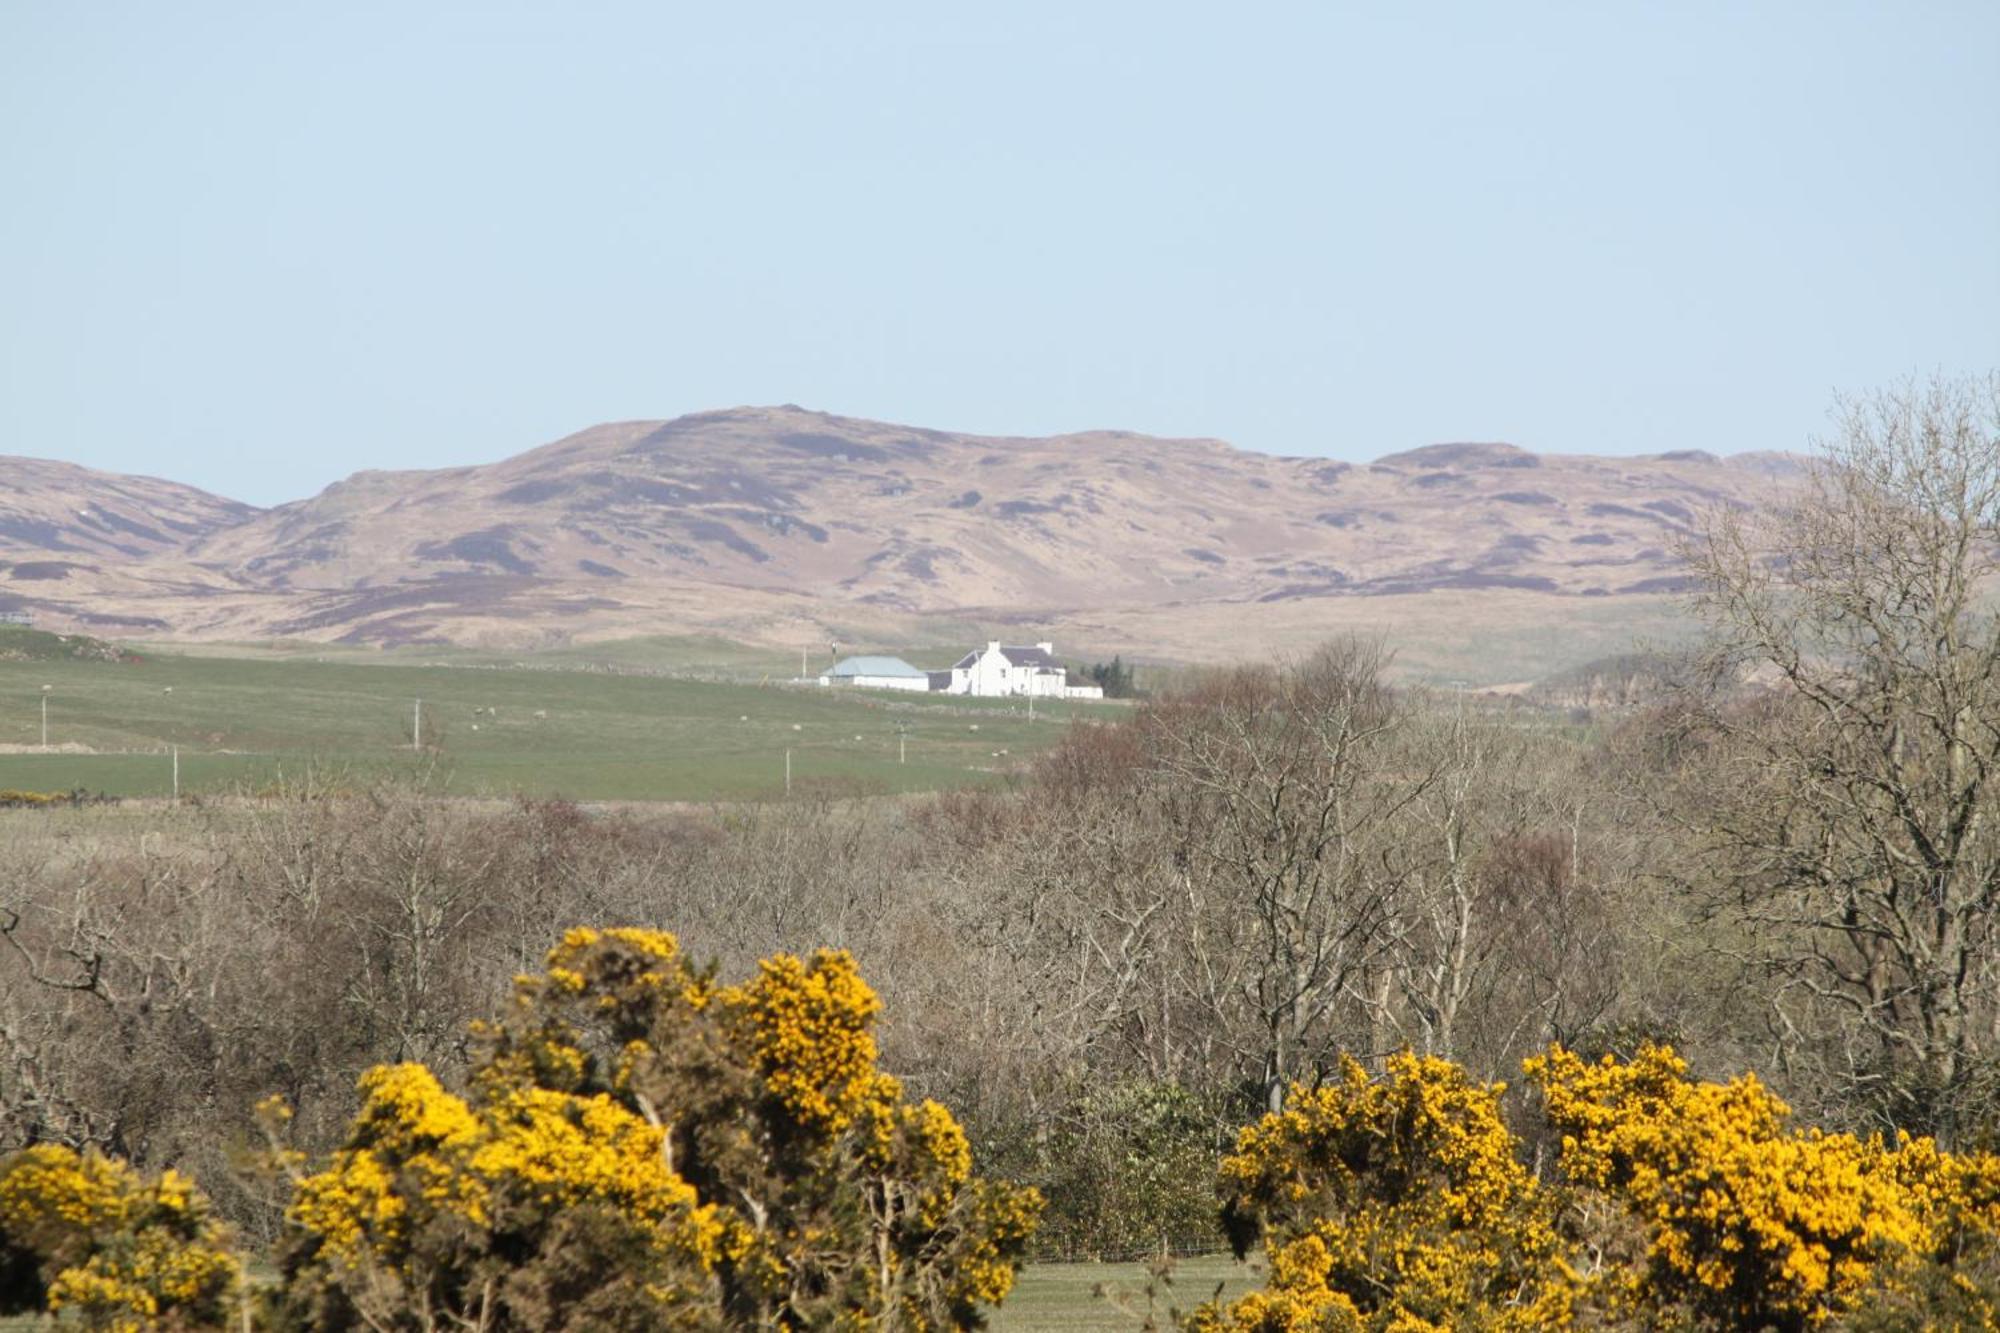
xmin=1195 ymin=1045 xmax=2000 ymax=1332
xmin=0 ymin=1143 xmax=240 ymax=1331
xmin=276 ymin=924 xmax=1040 ymax=1330
xmin=1189 ymin=1052 xmax=1573 ymax=1332
xmin=285 ymin=1062 xmax=723 ymax=1272
xmin=720 ymin=948 xmax=886 ymax=1134
xmin=1528 ymin=1043 xmax=1928 ymax=1327
xmin=0 ymin=926 xmax=1030 ymax=1330
xmin=1529 ymin=1043 xmax=2000 ymax=1329
xmin=0 ymin=789 xmax=69 ymax=807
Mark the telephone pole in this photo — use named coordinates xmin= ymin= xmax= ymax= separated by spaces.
xmin=413 ymin=699 xmax=422 ymax=753
xmin=40 ymin=685 xmax=50 ymax=749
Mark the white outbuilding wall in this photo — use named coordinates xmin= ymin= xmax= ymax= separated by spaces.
xmin=839 ymin=672 xmax=932 ymax=692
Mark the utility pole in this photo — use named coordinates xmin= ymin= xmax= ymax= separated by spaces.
xmin=900 ymin=732 xmax=906 ymax=764
xmin=413 ymin=699 xmax=422 ymax=753
xmin=40 ymin=685 xmax=49 ymax=749
xmin=171 ymin=746 xmax=180 ymax=801
xmin=785 ymin=748 xmax=792 ymax=795
xmin=801 ymin=646 xmax=808 ymax=679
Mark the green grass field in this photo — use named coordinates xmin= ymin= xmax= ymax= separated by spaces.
xmin=132 ymin=631 xmax=815 ymax=679
xmin=0 ymin=638 xmax=1122 ymax=801
xmin=993 ymin=1253 xmax=1260 ymax=1330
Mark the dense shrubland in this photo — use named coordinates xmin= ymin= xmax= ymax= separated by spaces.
xmin=3 ymin=374 xmax=1999 ymax=1326
xmin=2 ymin=925 xmax=1035 ymax=1330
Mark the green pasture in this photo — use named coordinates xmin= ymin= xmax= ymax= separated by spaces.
xmin=131 ymin=625 xmax=1007 ymax=680
xmin=137 ymin=632 xmax=813 ymax=679
xmin=993 ymin=1253 xmax=1259 ymax=1330
xmin=0 ymin=644 xmax=1120 ymax=801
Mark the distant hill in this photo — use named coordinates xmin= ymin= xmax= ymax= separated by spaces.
xmin=0 ymin=456 xmax=256 ymax=561
xmin=0 ymin=407 xmax=1805 ymax=678
xmin=0 ymin=456 xmax=260 ymax=632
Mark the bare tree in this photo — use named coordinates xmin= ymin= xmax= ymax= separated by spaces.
xmin=1142 ymin=638 xmax=1435 ymax=1111
xmin=1681 ymin=372 xmax=2000 ymax=1135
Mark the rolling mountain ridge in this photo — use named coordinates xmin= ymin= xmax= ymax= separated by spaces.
xmin=0 ymin=407 xmax=1804 ymax=671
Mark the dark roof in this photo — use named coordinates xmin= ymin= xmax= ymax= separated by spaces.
xmin=927 ymin=670 xmax=953 ymax=690
xmin=949 ymin=644 xmax=1064 ymax=671
xmin=999 ymin=645 xmax=1058 ymax=668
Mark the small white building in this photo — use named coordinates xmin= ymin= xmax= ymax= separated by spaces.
xmin=940 ymin=641 xmax=1103 ymax=700
xmin=819 ymin=655 xmax=932 ymax=692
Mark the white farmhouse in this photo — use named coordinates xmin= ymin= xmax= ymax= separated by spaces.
xmin=940 ymin=641 xmax=1103 ymax=700
xmin=819 ymin=655 xmax=932 ymax=692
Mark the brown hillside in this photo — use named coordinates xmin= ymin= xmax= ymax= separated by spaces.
xmin=0 ymin=456 xmax=260 ymax=632
xmin=0 ymin=408 xmax=1804 ymax=671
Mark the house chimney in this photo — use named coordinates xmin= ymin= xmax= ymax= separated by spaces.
xmin=987 ymin=640 xmax=1000 ymax=653
xmin=1037 ymin=641 xmax=1053 ymax=654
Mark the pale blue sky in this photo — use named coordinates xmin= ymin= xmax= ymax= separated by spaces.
xmin=3 ymin=2 xmax=1995 ymax=505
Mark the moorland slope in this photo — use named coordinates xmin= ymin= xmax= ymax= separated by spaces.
xmin=0 ymin=407 xmax=1803 ymax=672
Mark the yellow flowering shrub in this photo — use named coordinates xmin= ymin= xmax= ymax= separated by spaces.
xmin=1193 ymin=1045 xmax=2000 ymax=1333
xmin=0 ymin=1143 xmax=240 ymax=1330
xmin=1818 ymin=1112 xmax=2000 ymax=1327
xmin=719 ymin=948 xmax=886 ymax=1134
xmin=1528 ymin=1044 xmax=1932 ymax=1329
xmin=281 ymin=924 xmax=1040 ymax=1330
xmin=272 ymin=1059 xmax=722 ymax=1330
xmin=1186 ymin=1053 xmax=1573 ymax=1332
xmin=0 ymin=789 xmax=68 ymax=807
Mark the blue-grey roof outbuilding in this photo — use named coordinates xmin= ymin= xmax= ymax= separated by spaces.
xmin=826 ymin=655 xmax=927 ymax=678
